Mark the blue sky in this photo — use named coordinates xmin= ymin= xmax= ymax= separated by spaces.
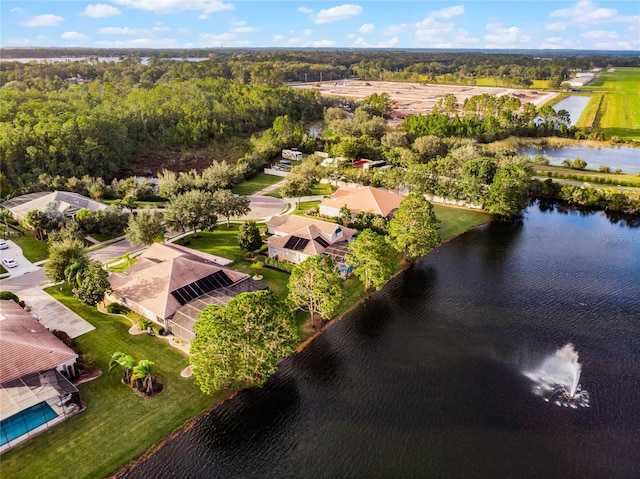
xmin=2 ymin=1 xmax=639 ymax=50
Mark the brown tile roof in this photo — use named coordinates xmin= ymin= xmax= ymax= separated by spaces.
xmin=0 ymin=301 xmax=77 ymax=384
xmin=267 ymin=215 xmax=356 ymax=237
xmin=266 ymin=216 xmax=356 ymax=257
xmin=320 ymin=186 xmax=403 ymax=217
xmin=109 ymin=243 xmax=248 ymax=319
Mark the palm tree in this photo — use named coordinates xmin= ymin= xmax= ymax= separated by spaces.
xmin=130 ymin=360 xmax=156 ymax=395
xmin=65 ymin=257 xmax=89 ymax=288
xmin=109 ymin=352 xmax=135 ymax=385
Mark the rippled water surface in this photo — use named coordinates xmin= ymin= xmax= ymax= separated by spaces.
xmin=521 ymin=145 xmax=640 ymax=174
xmin=125 ymin=204 xmax=640 ymax=479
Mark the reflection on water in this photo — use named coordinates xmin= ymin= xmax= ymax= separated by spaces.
xmin=521 ymin=144 xmax=640 ymax=174
xmin=123 ymin=204 xmax=640 ymax=479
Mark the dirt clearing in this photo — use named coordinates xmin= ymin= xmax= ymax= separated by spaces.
xmin=292 ymin=80 xmax=558 ymax=120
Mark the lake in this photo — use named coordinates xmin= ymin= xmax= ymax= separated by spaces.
xmin=552 ymin=95 xmax=591 ymax=127
xmin=521 ymin=145 xmax=640 ymax=174
xmin=122 ymin=203 xmax=640 ymax=479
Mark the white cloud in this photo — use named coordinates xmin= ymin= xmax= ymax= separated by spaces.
xmin=550 ymin=0 xmax=631 ymax=25
xmin=273 ymin=34 xmax=285 ymax=42
xmin=36 ymin=35 xmax=49 ymax=41
xmin=61 ymin=31 xmax=89 ymax=40
xmin=81 ymin=4 xmax=121 ymax=18
xmin=112 ymin=0 xmax=234 ymax=18
xmin=200 ymin=32 xmax=235 ymax=42
xmin=377 ymin=37 xmax=398 ymax=48
xmin=298 ymin=7 xmax=313 ymax=14
xmin=359 ymin=23 xmax=375 ymax=34
xmin=96 ymin=38 xmax=178 ymax=47
xmin=384 ymin=23 xmax=407 ymax=36
xmin=311 ymin=39 xmax=336 ymax=47
xmin=315 ymin=4 xmax=362 ymax=24
xmin=539 ymin=37 xmax=571 ymax=49
xmin=303 ymin=29 xmax=313 ymax=36
xmin=581 ymin=30 xmax=619 ymax=39
xmin=98 ymin=27 xmax=147 ymax=35
xmin=154 ymin=23 xmax=171 ymax=32
xmin=287 ymin=36 xmax=303 ymax=46
xmin=484 ymin=23 xmax=520 ymax=48
xmin=21 ymin=14 xmax=64 ymax=27
xmin=10 ymin=7 xmax=25 ymax=13
xmin=547 ymin=22 xmax=566 ymax=31
xmin=415 ymin=17 xmax=456 ymax=45
xmin=351 ymin=36 xmax=369 ymax=47
xmin=232 ymin=26 xmax=258 ymax=33
xmin=429 ymin=5 xmax=464 ymax=19
xmin=6 ymin=38 xmax=31 ymax=46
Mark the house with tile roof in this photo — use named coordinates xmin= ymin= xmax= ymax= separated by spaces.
xmin=108 ymin=243 xmax=266 ymax=344
xmin=0 ymin=300 xmax=81 ymax=452
xmin=1 ymin=191 xmax=107 ymax=222
xmin=265 ymin=215 xmax=357 ymax=266
xmin=319 ymin=186 xmax=403 ymax=219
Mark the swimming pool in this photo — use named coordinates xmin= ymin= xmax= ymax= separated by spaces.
xmin=0 ymin=402 xmax=58 ymax=446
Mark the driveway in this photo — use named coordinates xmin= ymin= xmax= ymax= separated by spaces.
xmin=0 ymin=245 xmax=95 ymax=339
xmin=0 ymin=239 xmax=41 ymax=277
xmin=235 ymin=195 xmax=288 ymax=220
xmin=89 ymin=239 xmax=143 ymax=263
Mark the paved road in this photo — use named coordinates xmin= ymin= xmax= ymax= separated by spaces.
xmin=0 ymin=242 xmax=95 ymax=339
xmin=0 ymin=239 xmax=40 ymax=277
xmin=234 ymin=195 xmax=288 ymax=220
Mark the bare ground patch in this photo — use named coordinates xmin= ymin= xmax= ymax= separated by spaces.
xmin=292 ymin=80 xmax=558 ymax=121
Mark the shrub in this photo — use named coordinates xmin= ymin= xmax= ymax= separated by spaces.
xmin=264 ymin=256 xmax=294 ymax=273
xmin=77 ymin=353 xmax=97 ymax=374
xmin=599 ymin=166 xmax=611 ymax=173
xmin=107 ymin=303 xmax=131 ymax=315
xmin=0 ymin=291 xmax=25 ymax=307
xmin=52 ymin=330 xmax=77 ymax=350
xmin=136 ymin=317 xmax=152 ymax=330
xmin=571 ymin=158 xmax=587 ymax=170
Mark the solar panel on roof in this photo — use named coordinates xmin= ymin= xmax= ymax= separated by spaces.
xmin=314 ymin=236 xmax=329 ymax=248
xmin=284 ymin=236 xmax=310 ymax=251
xmin=171 ymin=270 xmax=234 ymax=306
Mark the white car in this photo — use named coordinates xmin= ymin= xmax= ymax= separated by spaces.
xmin=0 ymin=240 xmax=8 ymax=250
xmin=2 ymin=257 xmax=18 ymax=268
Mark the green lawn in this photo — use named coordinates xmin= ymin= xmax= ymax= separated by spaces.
xmin=1 ymin=285 xmax=216 ymax=479
xmin=1 ymin=231 xmax=49 ymax=262
xmin=575 ymin=94 xmax=603 ymax=129
xmin=232 ymin=173 xmax=283 ymax=196
xmin=433 ymin=204 xmax=491 ymax=240
xmin=581 ymin=68 xmax=640 ymax=140
xmin=173 ymin=225 xmax=246 ymax=263
xmin=470 ymin=77 xmax=551 ymax=89
xmin=291 ymin=200 xmax=321 ymax=216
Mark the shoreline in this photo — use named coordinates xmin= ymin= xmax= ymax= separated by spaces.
xmin=110 ymin=220 xmax=490 ymax=478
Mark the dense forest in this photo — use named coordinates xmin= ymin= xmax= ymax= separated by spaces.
xmin=1 ymin=49 xmax=638 ymax=202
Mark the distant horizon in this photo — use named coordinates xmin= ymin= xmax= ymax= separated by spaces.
xmin=2 ymin=1 xmax=638 ymax=51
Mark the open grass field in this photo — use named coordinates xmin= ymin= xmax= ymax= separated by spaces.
xmin=433 ymin=205 xmax=491 ymax=240
xmin=474 ymin=77 xmax=551 ymax=90
xmin=1 ymin=286 xmax=216 ymax=479
xmin=231 ymin=172 xmax=282 ymax=196
xmin=575 ymin=94 xmax=603 ymax=129
xmin=581 ymin=68 xmax=640 ymax=140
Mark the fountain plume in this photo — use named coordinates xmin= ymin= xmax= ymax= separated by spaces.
xmin=524 ymin=343 xmax=590 ymax=408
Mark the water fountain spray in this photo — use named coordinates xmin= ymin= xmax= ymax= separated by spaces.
xmin=524 ymin=343 xmax=590 ymax=408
